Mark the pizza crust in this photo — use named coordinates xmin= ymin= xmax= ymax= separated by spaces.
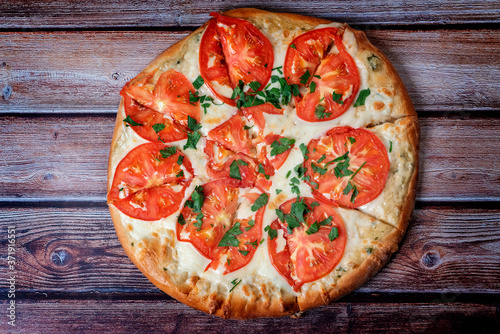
xmin=107 ymin=8 xmax=419 ymax=319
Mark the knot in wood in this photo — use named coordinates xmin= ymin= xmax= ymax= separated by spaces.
xmin=51 ymin=249 xmax=72 ymax=266
xmin=421 ymin=251 xmax=441 ymax=269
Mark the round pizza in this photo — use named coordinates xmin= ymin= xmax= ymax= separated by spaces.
xmin=107 ymin=8 xmax=419 ymax=319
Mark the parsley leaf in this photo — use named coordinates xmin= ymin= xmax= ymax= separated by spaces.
xmin=176 ymin=170 xmax=184 ymax=178
xmin=251 ymin=193 xmax=269 ymax=211
xmin=275 ymin=208 xmax=285 ymax=223
xmin=243 ymin=125 xmax=254 ymax=130
xmin=264 ymin=225 xmax=278 ymax=240
xmin=229 ymin=160 xmax=242 ymax=180
xmin=350 ymin=185 xmax=359 ymax=203
xmin=290 ymin=44 xmax=297 ymax=49
xmin=315 ymin=104 xmax=332 ymax=120
xmin=238 ymin=250 xmax=249 ymax=256
xmin=299 ymin=70 xmax=311 ymax=85
xmin=249 ymin=81 xmax=261 ymax=92
xmin=184 ymin=186 xmax=204 ymax=213
xmin=276 ymin=189 xmax=282 ymax=194
xmin=389 ymin=141 xmax=393 ymax=153
xmin=270 ymin=137 xmax=295 ymax=156
xmin=177 ymin=213 xmax=186 ymax=225
xmin=160 ymin=147 xmax=177 ymax=158
xmin=246 ymin=240 xmax=258 ymax=248
xmin=258 ymin=163 xmax=270 ymax=180
xmin=332 ymin=91 xmax=344 ymax=105
xmin=317 ymin=154 xmax=326 ymax=163
xmin=299 ymin=143 xmax=309 ymax=160
xmin=123 ymin=115 xmax=143 ymax=126
xmin=305 ymin=222 xmax=320 ymax=235
xmin=152 ymin=123 xmax=165 ymax=133
xmin=245 ymin=219 xmax=255 ymax=232
xmin=183 ymin=131 xmax=201 ymax=150
xmin=187 ymin=116 xmax=202 ymax=131
xmin=329 ymin=227 xmax=339 ymax=241
xmin=192 ymin=76 xmax=204 ymax=90
xmin=354 ymin=88 xmax=371 ymax=107
xmin=310 ymin=81 xmax=316 ymax=93
xmin=177 ymin=155 xmax=184 ymax=166
xmin=319 ymin=216 xmax=333 ymax=226
xmin=218 ymin=222 xmax=243 ymax=247
xmin=272 ymin=66 xmax=283 ymax=74
xmin=230 ymin=278 xmax=242 ymax=292
xmin=311 ymin=162 xmax=327 ymax=175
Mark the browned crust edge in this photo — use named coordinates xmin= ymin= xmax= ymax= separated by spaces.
xmin=106 ymin=7 xmax=418 ymax=319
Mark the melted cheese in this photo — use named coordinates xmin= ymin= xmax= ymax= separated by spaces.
xmin=109 ymin=17 xmax=415 ymax=296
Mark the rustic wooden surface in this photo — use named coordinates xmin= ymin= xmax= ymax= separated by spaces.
xmin=1 ymin=1 xmax=499 ymax=332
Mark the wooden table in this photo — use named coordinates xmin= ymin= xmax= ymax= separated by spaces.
xmin=1 ymin=1 xmax=499 ymax=332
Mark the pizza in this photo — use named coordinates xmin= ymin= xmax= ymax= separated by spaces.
xmin=107 ymin=8 xmax=419 ymax=319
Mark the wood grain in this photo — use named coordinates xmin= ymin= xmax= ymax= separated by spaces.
xmin=0 ymin=207 xmax=498 ymax=295
xmin=1 ymin=116 xmax=499 ymax=202
xmin=1 ymin=30 xmax=499 ymax=113
xmin=1 ymin=0 xmax=499 ymax=28
xmin=0 ymin=299 xmax=498 ymax=332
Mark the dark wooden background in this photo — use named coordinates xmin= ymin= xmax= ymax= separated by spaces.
xmin=1 ymin=1 xmax=499 ymax=332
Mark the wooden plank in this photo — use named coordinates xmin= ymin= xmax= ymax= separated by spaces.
xmin=1 ymin=30 xmax=499 ymax=113
xmin=0 ymin=299 xmax=498 ymax=332
xmin=1 ymin=116 xmax=499 ymax=202
xmin=0 ymin=207 xmax=498 ymax=295
xmin=1 ymin=1 xmax=499 ymax=28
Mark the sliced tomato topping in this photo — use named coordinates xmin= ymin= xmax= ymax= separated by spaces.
xmin=207 ymin=112 xmax=257 ymax=157
xmin=108 ymin=143 xmax=193 ymax=221
xmin=241 ymin=103 xmax=283 ymax=130
xmin=199 ymin=19 xmax=235 ymax=105
xmin=177 ymin=180 xmax=266 ymax=274
xmin=122 ymin=95 xmax=187 ymax=143
xmin=305 ymin=126 xmax=390 ymax=208
xmin=268 ymin=197 xmax=346 ymax=291
xmin=284 ymin=28 xmax=360 ymax=122
xmin=204 ymin=140 xmax=258 ymax=185
xmin=121 ymin=69 xmax=201 ymax=126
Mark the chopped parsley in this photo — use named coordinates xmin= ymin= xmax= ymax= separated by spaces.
xmin=187 ymin=116 xmax=202 ymax=131
xmin=177 ymin=155 xmax=184 ymax=166
xmin=305 ymin=222 xmax=320 ymax=235
xmin=192 ymin=75 xmax=204 ymax=90
xmin=332 ymin=91 xmax=344 ymax=105
xmin=251 ymin=193 xmax=269 ymax=211
xmin=218 ymin=222 xmax=243 ymax=247
xmin=245 ymin=220 xmax=255 ymax=232
xmin=272 ymin=66 xmax=283 ymax=74
xmin=329 ymin=227 xmax=339 ymax=241
xmin=123 ymin=115 xmax=142 ymax=126
xmin=177 ymin=213 xmax=186 ymax=225
xmin=354 ymin=88 xmax=371 ymax=107
xmin=290 ymin=43 xmax=297 ymax=49
xmin=183 ymin=131 xmax=201 ymax=150
xmin=160 ymin=146 xmax=177 ymax=158
xmin=317 ymin=154 xmax=326 ymax=163
xmin=365 ymin=247 xmax=373 ymax=254
xmin=348 ymin=137 xmax=356 ymax=144
xmin=311 ymin=162 xmax=327 ymax=175
xmin=184 ymin=186 xmax=204 ymax=213
xmin=270 ymin=137 xmax=295 ymax=156
xmin=258 ymin=163 xmax=270 ymax=180
xmin=238 ymin=250 xmax=250 ymax=256
xmin=315 ymin=104 xmax=332 ymax=120
xmin=350 ymin=161 xmax=366 ymax=179
xmin=248 ymin=81 xmax=261 ymax=92
xmin=246 ymin=240 xmax=258 ymax=248
xmin=286 ymin=170 xmax=292 ymax=178
xmin=310 ymin=81 xmax=316 ymax=93
xmin=389 ymin=141 xmax=393 ymax=153
xmin=276 ymin=189 xmax=282 ymax=194
xmin=243 ymin=125 xmax=254 ymax=130
xmin=175 ymin=170 xmax=184 ymax=178
xmin=230 ymin=278 xmax=242 ymax=292
xmin=264 ymin=225 xmax=278 ymax=240
xmin=229 ymin=159 xmax=247 ymax=180
xmin=299 ymin=143 xmax=309 ymax=160
xmin=299 ymin=70 xmax=311 ymax=85
xmin=152 ymin=123 xmax=165 ymax=133
xmin=319 ymin=216 xmax=333 ymax=226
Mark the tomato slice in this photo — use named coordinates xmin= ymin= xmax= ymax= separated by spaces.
xmin=241 ymin=103 xmax=283 ymax=130
xmin=108 ymin=143 xmax=194 ymax=221
xmin=305 ymin=126 xmax=390 ymax=208
xmin=177 ymin=180 xmax=266 ymax=274
xmin=204 ymin=140 xmax=258 ymax=185
xmin=207 ymin=112 xmax=257 ymax=157
xmin=121 ymin=69 xmax=201 ymax=127
xmin=211 ymin=13 xmax=273 ymax=90
xmin=199 ymin=19 xmax=235 ymax=106
xmin=268 ymin=197 xmax=346 ymax=291
xmin=122 ymin=95 xmax=187 ymax=143
xmin=284 ymin=28 xmax=360 ymax=122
